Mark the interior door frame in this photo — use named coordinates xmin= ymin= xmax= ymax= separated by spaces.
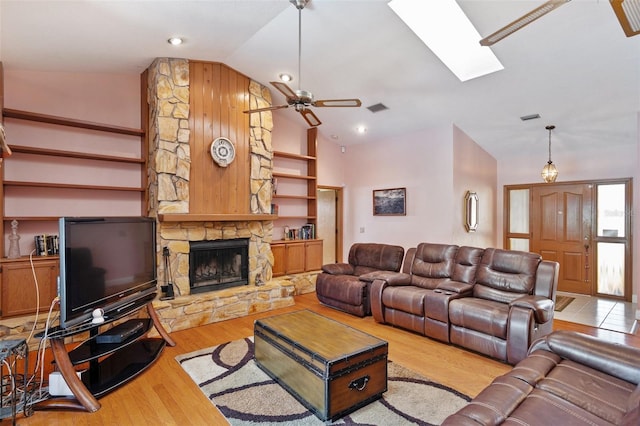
xmin=504 ymin=177 xmax=632 ymax=301
xmin=317 ymin=185 xmax=344 ymax=264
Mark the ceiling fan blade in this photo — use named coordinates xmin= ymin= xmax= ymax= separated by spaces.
xmin=243 ymin=104 xmax=289 ymax=114
xmin=313 ymin=98 xmax=362 ymax=108
xmin=271 ymin=81 xmax=298 ymax=101
xmin=299 ymin=108 xmax=322 ymax=127
xmin=610 ymin=0 xmax=640 ymax=37
xmin=479 ymin=0 xmax=571 ymax=46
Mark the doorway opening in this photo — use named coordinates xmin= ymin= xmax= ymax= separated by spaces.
xmin=317 ymin=186 xmax=343 ymax=264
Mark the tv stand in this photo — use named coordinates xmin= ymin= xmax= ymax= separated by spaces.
xmin=36 ymin=301 xmax=175 ymax=412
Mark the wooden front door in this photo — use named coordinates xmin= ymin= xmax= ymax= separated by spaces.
xmin=530 ymin=184 xmax=593 ymax=294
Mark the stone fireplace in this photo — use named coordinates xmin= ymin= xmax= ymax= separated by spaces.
xmin=189 ymin=238 xmax=249 ymax=293
xmin=145 ymin=58 xmax=276 ymax=295
xmin=145 ymin=58 xmax=315 ymax=334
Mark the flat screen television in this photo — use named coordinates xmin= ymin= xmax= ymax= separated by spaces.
xmin=58 ymin=216 xmax=157 ymax=329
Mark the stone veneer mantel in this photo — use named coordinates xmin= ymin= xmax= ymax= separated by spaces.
xmin=158 ymin=214 xmax=277 ymax=222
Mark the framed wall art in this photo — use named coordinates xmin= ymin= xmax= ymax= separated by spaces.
xmin=373 ymin=187 xmax=406 ymax=216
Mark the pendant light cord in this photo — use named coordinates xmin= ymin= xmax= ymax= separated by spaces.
xmin=546 ymin=125 xmax=555 ymax=164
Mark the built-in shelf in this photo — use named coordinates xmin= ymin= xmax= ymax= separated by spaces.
xmin=4 ymin=181 xmax=144 ymax=192
xmin=3 ymin=217 xmax=59 ymax=222
xmin=272 ymin=172 xmax=316 ymax=181
xmin=158 ymin=214 xmax=276 ymax=222
xmin=276 ymin=216 xmax=317 ymax=220
xmin=273 ymin=150 xmax=315 ymax=161
xmin=273 ymin=195 xmax=316 ymax=200
xmin=2 ymin=108 xmax=145 ymax=136
xmin=270 ymin=129 xmax=318 ymax=233
xmin=10 ymin=145 xmax=144 ymax=164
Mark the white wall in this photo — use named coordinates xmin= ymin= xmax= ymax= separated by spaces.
xmin=452 ymin=125 xmax=497 ymax=248
xmin=342 ymin=126 xmax=455 ymax=257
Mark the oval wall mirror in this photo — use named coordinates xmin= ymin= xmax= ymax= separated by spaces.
xmin=465 ymin=191 xmax=479 ymax=232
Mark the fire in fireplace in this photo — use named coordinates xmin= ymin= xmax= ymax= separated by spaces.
xmin=189 ymin=238 xmax=249 ymax=294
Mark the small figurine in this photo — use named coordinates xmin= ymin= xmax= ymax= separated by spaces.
xmin=7 ymin=220 xmax=20 ymax=259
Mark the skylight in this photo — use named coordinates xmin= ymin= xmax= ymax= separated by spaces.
xmin=388 ymin=0 xmax=504 ymax=82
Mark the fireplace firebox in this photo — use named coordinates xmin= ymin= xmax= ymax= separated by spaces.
xmin=189 ymin=239 xmax=249 ymax=294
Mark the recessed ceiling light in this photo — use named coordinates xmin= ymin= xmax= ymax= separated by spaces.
xmin=168 ymin=37 xmax=183 ymax=46
xmin=279 ymin=73 xmax=293 ymax=82
xmin=356 ymin=126 xmax=367 ymax=134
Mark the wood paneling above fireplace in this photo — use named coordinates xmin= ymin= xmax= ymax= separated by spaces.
xmin=189 ymin=61 xmax=252 ymax=215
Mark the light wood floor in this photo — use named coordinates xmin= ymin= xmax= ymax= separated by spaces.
xmin=8 ymin=292 xmax=640 ymax=425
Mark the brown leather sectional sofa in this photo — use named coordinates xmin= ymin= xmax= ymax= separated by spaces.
xmin=316 ymin=242 xmax=640 ymax=424
xmin=315 ymin=243 xmax=405 ymax=317
xmin=443 ymin=330 xmax=640 ymax=425
xmin=368 ymin=243 xmax=559 ymax=365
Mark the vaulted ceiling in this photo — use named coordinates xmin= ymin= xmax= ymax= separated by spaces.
xmin=1 ymin=0 xmax=638 ymax=163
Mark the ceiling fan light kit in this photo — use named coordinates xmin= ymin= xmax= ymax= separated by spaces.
xmin=242 ymin=0 xmax=361 ymax=127
xmin=541 ymin=125 xmax=558 ymax=183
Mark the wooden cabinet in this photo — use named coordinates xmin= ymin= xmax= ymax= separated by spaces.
xmin=271 ymin=239 xmax=323 ymax=277
xmin=285 ymin=242 xmax=306 ymax=274
xmin=271 ymin=243 xmax=286 ymax=277
xmin=0 ymin=256 xmax=59 ymax=317
xmin=304 ymin=240 xmax=323 ymax=271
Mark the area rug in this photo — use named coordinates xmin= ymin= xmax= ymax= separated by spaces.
xmin=555 ymin=295 xmax=575 ymax=312
xmin=176 ymin=337 xmax=470 ymax=425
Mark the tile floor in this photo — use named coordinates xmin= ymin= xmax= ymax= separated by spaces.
xmin=555 ymin=291 xmax=638 ymax=334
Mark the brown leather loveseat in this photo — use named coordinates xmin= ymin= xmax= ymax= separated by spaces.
xmin=443 ymin=330 xmax=640 ymax=425
xmin=315 ymin=243 xmax=404 ymax=317
xmin=370 ymin=243 xmax=559 ymax=364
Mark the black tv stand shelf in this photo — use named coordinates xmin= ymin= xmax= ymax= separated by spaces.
xmin=69 ymin=319 xmax=152 ymax=364
xmin=35 ymin=302 xmax=175 ymax=413
xmin=82 ymin=338 xmax=166 ymax=398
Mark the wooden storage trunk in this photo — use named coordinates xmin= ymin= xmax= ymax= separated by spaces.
xmin=254 ymin=310 xmax=388 ymax=422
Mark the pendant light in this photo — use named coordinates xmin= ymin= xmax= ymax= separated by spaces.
xmin=541 ymin=125 xmax=558 ymax=183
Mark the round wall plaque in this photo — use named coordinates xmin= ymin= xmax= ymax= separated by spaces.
xmin=210 ymin=137 xmax=235 ymax=167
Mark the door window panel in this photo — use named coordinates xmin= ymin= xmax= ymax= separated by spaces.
xmin=509 ymin=189 xmax=529 ymax=234
xmin=509 ymin=238 xmax=529 ymax=251
xmin=597 ymin=184 xmax=625 ymax=238
xmin=596 ymin=242 xmax=625 ymax=296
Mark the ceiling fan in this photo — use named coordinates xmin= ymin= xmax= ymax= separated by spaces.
xmin=243 ymin=0 xmax=361 ymax=127
xmin=479 ymin=0 xmax=570 ymax=46
xmin=479 ymin=0 xmax=640 ymax=46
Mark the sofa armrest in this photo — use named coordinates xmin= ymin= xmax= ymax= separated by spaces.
xmin=435 ymin=281 xmax=474 ymax=295
xmin=510 ymin=295 xmax=554 ymax=323
xmin=321 ymin=263 xmax=355 ymax=275
xmin=359 ymin=270 xmax=410 ymax=284
xmin=365 ymin=272 xmax=411 ymax=285
xmin=530 ymin=331 xmax=640 ymax=385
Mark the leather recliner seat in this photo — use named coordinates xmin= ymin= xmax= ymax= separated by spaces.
xmin=443 ymin=331 xmax=640 ymax=425
xmin=315 ymin=243 xmax=404 ymax=317
xmin=370 ymin=243 xmax=559 ymax=365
